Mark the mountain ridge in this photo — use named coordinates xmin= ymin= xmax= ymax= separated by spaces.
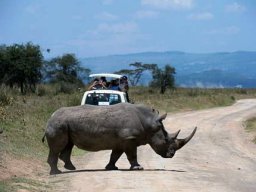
xmin=80 ymin=51 xmax=256 ymax=88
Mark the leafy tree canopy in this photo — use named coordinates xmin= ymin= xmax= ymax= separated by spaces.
xmin=115 ymin=62 xmax=157 ymax=86
xmin=115 ymin=62 xmax=176 ymax=94
xmin=44 ymin=53 xmax=90 ymax=85
xmin=0 ymin=42 xmax=43 ymax=93
xmin=150 ymin=64 xmax=176 ymax=94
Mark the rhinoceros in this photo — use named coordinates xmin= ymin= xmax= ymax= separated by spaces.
xmin=42 ymin=103 xmax=197 ymax=175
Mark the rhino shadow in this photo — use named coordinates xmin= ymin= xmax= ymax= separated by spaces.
xmin=58 ymin=168 xmax=186 ymax=175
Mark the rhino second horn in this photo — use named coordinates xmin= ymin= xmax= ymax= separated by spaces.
xmin=169 ymin=130 xmax=181 ymax=139
xmin=175 ymin=127 xmax=197 ymax=150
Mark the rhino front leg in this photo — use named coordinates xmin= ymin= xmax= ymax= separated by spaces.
xmin=124 ymin=145 xmax=144 ymax=170
xmin=105 ymin=149 xmax=123 ymax=170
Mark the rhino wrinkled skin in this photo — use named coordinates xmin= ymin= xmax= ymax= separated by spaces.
xmin=43 ymin=103 xmax=197 ymax=175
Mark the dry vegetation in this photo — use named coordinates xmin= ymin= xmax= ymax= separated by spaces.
xmin=245 ymin=117 xmax=256 ymax=143
xmin=129 ymin=86 xmax=256 ymax=112
xmin=1 ymin=84 xmax=256 ymax=191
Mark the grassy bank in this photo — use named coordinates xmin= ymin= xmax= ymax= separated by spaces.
xmin=1 ymin=85 xmax=256 ymax=191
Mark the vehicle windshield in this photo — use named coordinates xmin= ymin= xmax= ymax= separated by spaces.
xmin=85 ymin=93 xmax=122 ymax=105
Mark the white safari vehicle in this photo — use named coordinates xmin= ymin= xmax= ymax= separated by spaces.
xmin=81 ymin=73 xmax=128 ymax=106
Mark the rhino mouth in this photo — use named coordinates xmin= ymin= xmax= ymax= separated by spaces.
xmin=166 ymin=153 xmax=175 ymax=158
xmin=161 ymin=152 xmax=175 ymax=158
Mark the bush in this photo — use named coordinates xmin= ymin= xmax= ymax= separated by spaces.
xmin=61 ymin=83 xmax=75 ymax=94
xmin=0 ymin=86 xmax=14 ymax=106
xmin=0 ymin=106 xmax=7 ymax=120
xmin=67 ymin=93 xmax=82 ymax=106
xmin=55 ymin=82 xmax=75 ymax=94
xmin=187 ymin=89 xmax=200 ymax=97
xmin=36 ymin=84 xmax=47 ymax=96
xmin=235 ymin=88 xmax=248 ymax=95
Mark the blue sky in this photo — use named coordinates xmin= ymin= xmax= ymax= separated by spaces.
xmin=1 ymin=0 xmax=256 ymax=58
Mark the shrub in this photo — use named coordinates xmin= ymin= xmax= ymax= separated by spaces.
xmin=67 ymin=93 xmax=82 ymax=106
xmin=0 ymin=106 xmax=7 ymax=120
xmin=55 ymin=82 xmax=76 ymax=94
xmin=187 ymin=89 xmax=200 ymax=97
xmin=230 ymin=95 xmax=236 ymax=101
xmin=235 ymin=88 xmax=248 ymax=95
xmin=0 ymin=86 xmax=14 ymax=106
xmin=36 ymin=84 xmax=47 ymax=96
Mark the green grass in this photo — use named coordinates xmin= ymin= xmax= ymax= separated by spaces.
xmin=1 ymin=84 xmax=256 ymax=190
xmin=129 ymin=87 xmax=256 ymax=112
xmin=0 ymin=89 xmax=83 ymax=157
xmin=0 ymin=85 xmax=85 ymax=191
xmin=1 ymin=86 xmax=256 ymax=157
xmin=245 ymin=117 xmax=256 ymax=143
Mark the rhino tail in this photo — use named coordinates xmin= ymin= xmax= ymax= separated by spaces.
xmin=42 ymin=133 xmax=46 ymax=143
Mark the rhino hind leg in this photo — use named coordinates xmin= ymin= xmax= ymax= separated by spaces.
xmin=47 ymin=149 xmax=62 ymax=175
xmin=105 ymin=150 xmax=123 ymax=170
xmin=46 ymin=131 xmax=69 ymax=174
xmin=59 ymin=141 xmax=76 ymax=170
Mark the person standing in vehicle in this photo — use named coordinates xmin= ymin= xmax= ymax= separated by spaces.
xmin=109 ymin=79 xmax=121 ymax=91
xmin=88 ymin=77 xmax=107 ymax=90
xmin=119 ymin=76 xmax=130 ymax=102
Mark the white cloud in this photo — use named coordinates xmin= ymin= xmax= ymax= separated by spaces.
xmin=194 ymin=82 xmax=224 ymax=88
xmin=25 ymin=4 xmax=42 ymax=14
xmin=95 ymin=12 xmax=119 ymax=21
xmin=96 ymin=22 xmax=138 ymax=34
xmin=224 ymin=26 xmax=240 ymax=34
xmin=102 ymin=0 xmax=114 ymax=5
xmin=72 ymin=15 xmax=84 ymax=21
xmin=188 ymin=12 xmax=214 ymax=20
xmin=225 ymin=2 xmax=246 ymax=13
xmin=66 ymin=39 xmax=87 ymax=47
xmin=141 ymin=0 xmax=194 ymax=9
xmin=207 ymin=26 xmax=240 ymax=35
xmin=135 ymin=10 xmax=159 ymax=19
xmin=78 ymin=32 xmax=146 ymax=57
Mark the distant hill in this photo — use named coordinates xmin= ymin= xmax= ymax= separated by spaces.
xmin=80 ymin=51 xmax=256 ymax=88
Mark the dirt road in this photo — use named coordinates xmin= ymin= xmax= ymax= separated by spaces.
xmin=51 ymin=99 xmax=256 ymax=192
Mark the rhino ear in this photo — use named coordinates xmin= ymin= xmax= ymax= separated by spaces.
xmin=156 ymin=113 xmax=167 ymax=122
xmin=151 ymin=113 xmax=167 ymax=132
xmin=152 ymin=108 xmax=159 ymax=114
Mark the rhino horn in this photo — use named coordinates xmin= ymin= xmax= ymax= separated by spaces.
xmin=169 ymin=130 xmax=181 ymax=139
xmin=156 ymin=113 xmax=167 ymax=122
xmin=175 ymin=127 xmax=197 ymax=150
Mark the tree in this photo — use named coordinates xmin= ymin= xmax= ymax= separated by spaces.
xmin=0 ymin=45 xmax=8 ymax=84
xmin=45 ymin=53 xmax=90 ymax=85
xmin=115 ymin=62 xmax=156 ymax=86
xmin=150 ymin=64 xmax=176 ymax=94
xmin=0 ymin=42 xmax=43 ymax=93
